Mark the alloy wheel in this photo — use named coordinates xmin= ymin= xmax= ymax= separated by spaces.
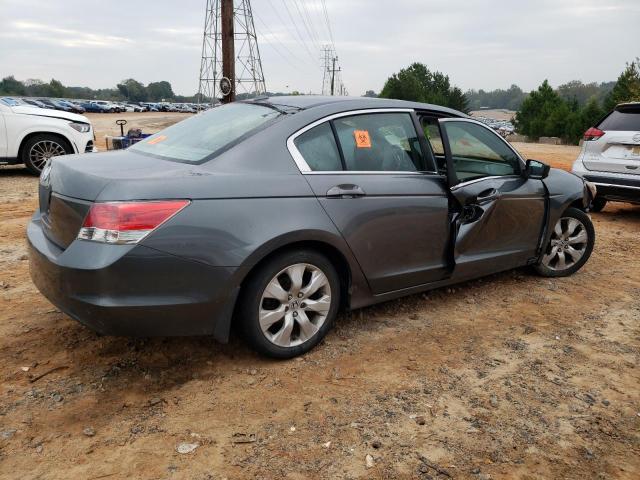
xmin=29 ymin=140 xmax=67 ymax=172
xmin=541 ymin=216 xmax=589 ymax=271
xmin=258 ymin=263 xmax=332 ymax=348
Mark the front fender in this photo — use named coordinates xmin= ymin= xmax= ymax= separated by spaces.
xmin=539 ymin=168 xmax=590 ymax=256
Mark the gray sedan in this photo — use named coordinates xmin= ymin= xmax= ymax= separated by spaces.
xmin=28 ymin=96 xmax=596 ymax=358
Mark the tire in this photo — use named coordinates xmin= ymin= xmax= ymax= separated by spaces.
xmin=534 ymin=207 xmax=595 ymax=277
xmin=238 ymin=249 xmax=341 ymax=359
xmin=590 ymin=196 xmax=607 ymax=213
xmin=21 ymin=134 xmax=72 ymax=175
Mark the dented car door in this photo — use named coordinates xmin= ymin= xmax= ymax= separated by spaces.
xmin=438 ymin=118 xmax=547 ymax=279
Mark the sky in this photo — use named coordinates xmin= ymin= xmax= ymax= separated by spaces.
xmin=0 ymin=0 xmax=639 ymax=96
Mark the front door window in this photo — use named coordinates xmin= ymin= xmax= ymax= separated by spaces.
xmin=441 ymin=121 xmax=521 ymax=183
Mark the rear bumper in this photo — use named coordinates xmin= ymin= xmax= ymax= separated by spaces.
xmin=571 ymin=162 xmax=640 ymax=203
xmin=27 ymin=212 xmax=239 ymax=341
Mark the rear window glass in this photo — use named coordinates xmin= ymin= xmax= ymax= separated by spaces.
xmin=130 ymin=103 xmax=281 ymax=163
xmin=598 ymin=109 xmax=640 ymax=131
xmin=294 ymin=123 xmax=343 ymax=171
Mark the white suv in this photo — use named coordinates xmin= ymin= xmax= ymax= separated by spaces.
xmin=572 ymin=102 xmax=640 ymax=211
xmin=0 ymin=97 xmax=96 ymax=174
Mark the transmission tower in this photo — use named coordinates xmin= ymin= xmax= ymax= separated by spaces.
xmin=320 ymin=44 xmax=346 ymax=96
xmin=198 ymin=0 xmax=266 ymax=105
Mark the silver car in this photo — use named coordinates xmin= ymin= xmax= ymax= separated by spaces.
xmin=572 ymin=102 xmax=640 ymax=211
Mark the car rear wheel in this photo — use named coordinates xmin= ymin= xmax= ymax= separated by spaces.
xmin=22 ymin=134 xmax=72 ymax=175
xmin=534 ymin=207 xmax=595 ymax=277
xmin=239 ymin=250 xmax=340 ymax=358
xmin=590 ymin=196 xmax=607 ymax=212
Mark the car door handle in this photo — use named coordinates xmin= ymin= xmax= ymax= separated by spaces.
xmin=326 ymin=184 xmax=366 ymax=199
xmin=476 ymin=188 xmax=500 ymax=204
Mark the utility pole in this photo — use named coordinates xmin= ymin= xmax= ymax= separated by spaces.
xmin=330 ymin=56 xmax=340 ymax=96
xmin=221 ymin=0 xmax=235 ymax=103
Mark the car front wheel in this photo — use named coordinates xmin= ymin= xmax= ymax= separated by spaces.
xmin=22 ymin=134 xmax=72 ymax=175
xmin=239 ymin=250 xmax=340 ymax=358
xmin=534 ymin=207 xmax=595 ymax=277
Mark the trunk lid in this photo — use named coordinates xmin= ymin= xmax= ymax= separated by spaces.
xmin=583 ymin=131 xmax=640 ymax=175
xmin=38 ymin=147 xmax=312 ymax=250
xmin=583 ymin=105 xmax=640 ymax=175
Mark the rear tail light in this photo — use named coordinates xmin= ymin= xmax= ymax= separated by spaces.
xmin=583 ymin=127 xmax=605 ymax=141
xmin=78 ymin=200 xmax=190 ymax=244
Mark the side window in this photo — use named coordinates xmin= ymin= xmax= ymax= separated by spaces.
xmin=293 ymin=122 xmax=343 ymax=171
xmin=421 ymin=117 xmax=445 ymax=155
xmin=333 ymin=113 xmax=425 ymax=172
xmin=441 ymin=121 xmax=521 ymax=181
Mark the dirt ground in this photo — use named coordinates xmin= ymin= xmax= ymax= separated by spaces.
xmin=0 ymin=115 xmax=638 ymax=480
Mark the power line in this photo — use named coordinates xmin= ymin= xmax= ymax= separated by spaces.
xmin=252 ymin=8 xmax=315 ymax=69
xmin=291 ymin=0 xmax=321 ymax=51
xmin=262 ymin=0 xmax=317 ymax=65
xmin=319 ymin=0 xmax=335 ymax=48
xmin=279 ymin=0 xmax=317 ymax=62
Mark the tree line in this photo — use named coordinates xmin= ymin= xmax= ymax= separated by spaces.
xmin=516 ymin=59 xmax=640 ymax=143
xmin=0 ymin=76 xmax=205 ymax=103
xmin=375 ymin=58 xmax=640 ymax=144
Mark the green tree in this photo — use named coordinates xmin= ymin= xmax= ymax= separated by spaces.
xmin=581 ymin=97 xmax=604 ymax=127
xmin=117 ymin=78 xmax=147 ymax=102
xmin=146 ymin=81 xmax=174 ymax=101
xmin=466 ymin=84 xmax=526 ymax=110
xmin=557 ymin=80 xmax=601 ymax=106
xmin=379 ymin=62 xmax=469 ymax=112
xmin=0 ymin=76 xmax=26 ymax=95
xmin=604 ymin=58 xmax=640 ymax=110
xmin=515 ymin=80 xmax=564 ymax=138
xmin=48 ymin=79 xmax=66 ymax=97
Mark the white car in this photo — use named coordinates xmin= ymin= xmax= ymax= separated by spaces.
xmin=0 ymin=97 xmax=96 ymax=174
xmin=572 ymin=102 xmax=640 ymax=211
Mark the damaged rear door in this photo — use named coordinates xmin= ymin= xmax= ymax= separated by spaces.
xmin=438 ymin=118 xmax=546 ymax=279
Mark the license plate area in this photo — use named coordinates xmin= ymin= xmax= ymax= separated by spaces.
xmin=633 ymin=146 xmax=640 ymax=156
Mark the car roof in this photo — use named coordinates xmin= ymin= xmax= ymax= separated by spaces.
xmin=244 ymin=95 xmax=466 ymax=117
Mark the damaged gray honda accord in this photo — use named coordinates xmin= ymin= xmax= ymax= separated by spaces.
xmin=28 ymin=96 xmax=596 ymax=358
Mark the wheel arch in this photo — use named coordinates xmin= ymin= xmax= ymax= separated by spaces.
xmin=18 ymin=131 xmax=75 ymax=163
xmin=236 ymin=238 xmax=354 ymax=313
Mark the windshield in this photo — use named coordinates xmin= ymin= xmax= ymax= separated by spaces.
xmin=130 ymin=103 xmax=281 ymax=163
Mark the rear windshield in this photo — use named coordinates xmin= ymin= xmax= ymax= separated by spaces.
xmin=130 ymin=103 xmax=281 ymax=163
xmin=598 ymin=108 xmax=640 ymax=131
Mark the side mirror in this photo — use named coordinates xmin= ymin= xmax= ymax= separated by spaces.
xmin=525 ymin=159 xmax=550 ymax=180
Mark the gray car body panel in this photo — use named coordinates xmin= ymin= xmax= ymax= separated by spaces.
xmin=28 ymin=96 xmax=590 ymax=342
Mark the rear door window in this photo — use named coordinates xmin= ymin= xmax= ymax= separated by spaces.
xmin=293 ymin=122 xmax=343 ymax=171
xmin=333 ymin=113 xmax=426 ymax=172
xmin=598 ymin=109 xmax=640 ymax=131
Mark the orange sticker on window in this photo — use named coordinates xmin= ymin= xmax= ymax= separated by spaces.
xmin=354 ymin=130 xmax=371 ymax=148
xmin=147 ymin=135 xmax=167 ymax=145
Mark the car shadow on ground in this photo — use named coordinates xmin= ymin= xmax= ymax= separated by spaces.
xmin=594 ymin=203 xmax=640 ymax=225
xmin=0 ymin=165 xmax=34 ymax=178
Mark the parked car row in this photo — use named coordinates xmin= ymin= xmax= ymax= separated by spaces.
xmin=1 ymin=97 xmax=206 ymax=115
xmin=473 ymin=115 xmax=516 ymax=137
